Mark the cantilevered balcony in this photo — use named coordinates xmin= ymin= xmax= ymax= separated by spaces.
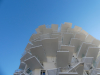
xmin=20 ymin=52 xmax=32 ymax=62
xmin=70 ymin=38 xmax=83 ymax=54
xmin=74 ymin=33 xmax=86 ymax=41
xmin=60 ymin=45 xmax=74 ymax=64
xmin=61 ymin=22 xmax=72 ymax=33
xmin=85 ymin=47 xmax=100 ymax=62
xmin=77 ymin=42 xmax=96 ymax=58
xmin=25 ymin=43 xmax=33 ymax=51
xmin=30 ymin=45 xmax=47 ymax=62
xmin=57 ymin=51 xmax=69 ymax=67
xmin=24 ymin=56 xmax=43 ymax=70
xmin=19 ymin=62 xmax=26 ymax=70
xmin=29 ymin=33 xmax=42 ymax=42
xmin=42 ymin=38 xmax=58 ymax=56
xmin=68 ymin=62 xmax=84 ymax=75
xmin=62 ymin=33 xmax=74 ymax=45
xmin=85 ymin=34 xmax=94 ymax=43
xmin=51 ymin=24 xmax=58 ymax=33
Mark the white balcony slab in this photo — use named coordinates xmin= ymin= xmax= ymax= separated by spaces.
xmin=85 ymin=34 xmax=94 ymax=43
xmin=80 ymin=30 xmax=88 ymax=36
xmin=38 ymin=25 xmax=46 ymax=33
xmin=61 ymin=22 xmax=72 ymax=32
xmin=86 ymin=47 xmax=100 ymax=61
xmin=42 ymin=38 xmax=58 ymax=56
xmin=25 ymin=43 xmax=33 ymax=51
xmin=29 ymin=33 xmax=41 ymax=42
xmin=74 ymin=26 xmax=82 ymax=32
xmin=92 ymin=38 xmax=100 ymax=47
xmin=63 ymin=33 xmax=74 ymax=45
xmin=47 ymin=68 xmax=58 ymax=75
xmin=61 ymin=45 xmax=74 ymax=63
xmin=51 ymin=34 xmax=62 ymax=41
xmin=57 ymin=51 xmax=69 ymax=67
xmin=24 ymin=56 xmax=43 ymax=70
xmin=75 ymin=64 xmax=84 ymax=75
xmin=82 ymin=57 xmax=94 ymax=64
xmin=20 ymin=52 xmax=32 ymax=62
xmin=59 ymin=72 xmax=78 ymax=75
xmin=70 ymin=38 xmax=83 ymax=53
xmin=40 ymin=33 xmax=51 ymax=40
xmin=31 ymin=40 xmax=42 ymax=46
xmin=43 ymin=28 xmax=53 ymax=34
xmin=69 ymin=63 xmax=84 ymax=75
xmin=77 ymin=42 xmax=96 ymax=58
xmin=51 ymin=24 xmax=58 ymax=32
xmin=67 ymin=28 xmax=78 ymax=36
xmin=75 ymin=33 xmax=86 ymax=41
xmin=19 ymin=62 xmax=26 ymax=70
xmin=30 ymin=45 xmax=47 ymax=62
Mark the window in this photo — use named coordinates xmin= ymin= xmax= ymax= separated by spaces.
xmin=26 ymin=68 xmax=31 ymax=74
xmin=41 ymin=70 xmax=46 ymax=75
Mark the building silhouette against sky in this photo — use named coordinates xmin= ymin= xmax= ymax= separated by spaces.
xmin=14 ymin=22 xmax=100 ymax=75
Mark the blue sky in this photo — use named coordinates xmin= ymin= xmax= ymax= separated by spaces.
xmin=0 ymin=0 xmax=100 ymax=75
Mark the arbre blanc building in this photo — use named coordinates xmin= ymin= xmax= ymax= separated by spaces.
xmin=14 ymin=22 xmax=100 ymax=75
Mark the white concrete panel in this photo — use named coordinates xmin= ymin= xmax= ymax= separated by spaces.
xmin=57 ymin=51 xmax=69 ymax=67
xmin=40 ymin=33 xmax=51 ymax=40
xmin=63 ymin=33 xmax=74 ymax=45
xmin=59 ymin=72 xmax=78 ymax=75
xmin=80 ymin=30 xmax=88 ymax=36
xmin=74 ymin=26 xmax=82 ymax=32
xmin=51 ymin=24 xmax=58 ymax=32
xmin=77 ymin=42 xmax=96 ymax=58
xmin=31 ymin=40 xmax=42 ymax=46
xmin=67 ymin=28 xmax=77 ymax=35
xmin=38 ymin=25 xmax=46 ymax=34
xmin=82 ymin=57 xmax=94 ymax=64
xmin=61 ymin=22 xmax=72 ymax=32
xmin=86 ymin=47 xmax=100 ymax=61
xmin=43 ymin=28 xmax=53 ymax=34
xmin=70 ymin=38 xmax=83 ymax=53
xmin=25 ymin=43 xmax=33 ymax=51
xmin=30 ymin=45 xmax=47 ymax=62
xmin=29 ymin=33 xmax=41 ymax=42
xmin=61 ymin=45 xmax=74 ymax=63
xmin=51 ymin=34 xmax=62 ymax=41
xmin=85 ymin=34 xmax=94 ymax=43
xmin=24 ymin=56 xmax=43 ymax=70
xmin=19 ymin=62 xmax=26 ymax=70
xmin=47 ymin=56 xmax=56 ymax=63
xmin=42 ymin=38 xmax=58 ymax=56
xmin=20 ymin=52 xmax=32 ymax=62
xmin=92 ymin=38 xmax=100 ymax=47
xmin=75 ymin=64 xmax=84 ymax=75
xmin=43 ymin=62 xmax=56 ymax=69
xmin=47 ymin=68 xmax=58 ymax=75
xmin=75 ymin=33 xmax=86 ymax=41
xmin=69 ymin=62 xmax=84 ymax=75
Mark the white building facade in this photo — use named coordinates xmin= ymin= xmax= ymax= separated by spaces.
xmin=14 ymin=22 xmax=100 ymax=75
